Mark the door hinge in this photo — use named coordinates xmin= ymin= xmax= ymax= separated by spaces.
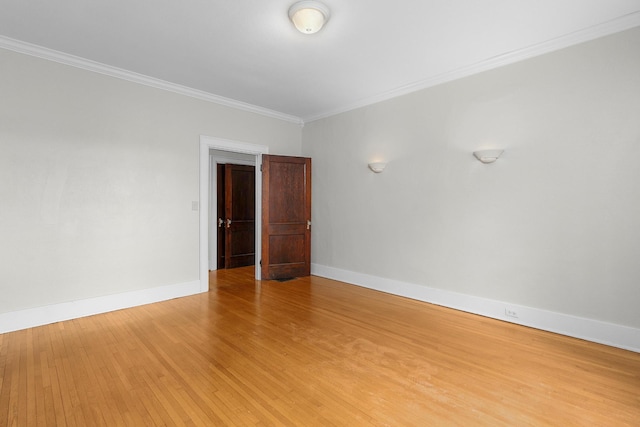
xmin=259 ymin=259 xmax=262 ymax=266
xmin=260 ymin=164 xmax=263 ymax=172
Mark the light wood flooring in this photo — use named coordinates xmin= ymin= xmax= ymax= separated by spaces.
xmin=1 ymin=267 xmax=639 ymax=426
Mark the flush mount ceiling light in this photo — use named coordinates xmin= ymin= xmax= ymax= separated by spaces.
xmin=288 ymin=1 xmax=331 ymax=34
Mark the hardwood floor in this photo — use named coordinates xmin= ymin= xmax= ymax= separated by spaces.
xmin=1 ymin=267 xmax=639 ymax=426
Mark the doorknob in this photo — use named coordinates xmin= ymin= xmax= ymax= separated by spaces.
xmin=218 ymin=218 xmax=224 ymax=228
xmin=226 ymin=218 xmax=232 ymax=228
xmin=307 ymin=220 xmax=311 ymax=230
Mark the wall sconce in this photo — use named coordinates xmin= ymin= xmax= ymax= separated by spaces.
xmin=368 ymin=162 xmax=387 ymax=173
xmin=473 ymin=149 xmax=503 ymax=164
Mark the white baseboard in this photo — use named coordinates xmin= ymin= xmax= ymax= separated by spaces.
xmin=311 ymin=264 xmax=640 ymax=353
xmin=0 ymin=280 xmax=202 ymax=334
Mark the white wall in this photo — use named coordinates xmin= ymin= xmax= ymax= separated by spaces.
xmin=0 ymin=48 xmax=302 ymax=316
xmin=302 ymin=27 xmax=640 ymax=331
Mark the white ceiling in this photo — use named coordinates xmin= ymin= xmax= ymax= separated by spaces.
xmin=1 ymin=0 xmax=640 ymax=123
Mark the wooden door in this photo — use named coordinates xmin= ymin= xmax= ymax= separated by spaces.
xmin=261 ymin=155 xmax=311 ymax=280
xmin=216 ymin=164 xmax=226 ymax=269
xmin=224 ymin=164 xmax=255 ymax=269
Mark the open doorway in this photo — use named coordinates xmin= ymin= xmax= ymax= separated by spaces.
xmin=199 ymin=136 xmax=269 ymax=291
xmin=214 ymin=160 xmax=255 ymax=270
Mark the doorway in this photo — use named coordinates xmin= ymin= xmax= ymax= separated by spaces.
xmin=199 ymin=136 xmax=268 ymax=290
xmin=199 ymin=136 xmax=312 ymax=291
xmin=216 ymin=163 xmax=256 ymax=269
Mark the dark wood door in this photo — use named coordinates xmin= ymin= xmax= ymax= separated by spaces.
xmin=216 ymin=164 xmax=226 ymax=269
xmin=261 ymin=155 xmax=311 ymax=280
xmin=224 ymin=164 xmax=255 ymax=269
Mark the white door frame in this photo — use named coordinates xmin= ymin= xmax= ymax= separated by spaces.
xmin=199 ymin=136 xmax=268 ymax=291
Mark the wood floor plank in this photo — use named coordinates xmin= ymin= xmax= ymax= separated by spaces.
xmin=1 ymin=267 xmax=639 ymax=426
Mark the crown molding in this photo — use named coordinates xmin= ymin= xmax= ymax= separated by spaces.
xmin=3 ymin=10 xmax=639 ymax=126
xmin=0 ymin=35 xmax=304 ymax=126
xmin=303 ymin=11 xmax=640 ymax=123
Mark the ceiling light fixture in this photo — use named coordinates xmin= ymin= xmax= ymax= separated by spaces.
xmin=288 ymin=1 xmax=330 ymax=34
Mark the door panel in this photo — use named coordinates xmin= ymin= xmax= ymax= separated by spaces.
xmin=261 ymin=155 xmax=311 ymax=280
xmin=269 ymin=234 xmax=305 ymax=264
xmin=224 ymin=164 xmax=255 ymax=269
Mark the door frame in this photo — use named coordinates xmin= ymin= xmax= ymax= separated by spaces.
xmin=199 ymin=136 xmax=268 ymax=291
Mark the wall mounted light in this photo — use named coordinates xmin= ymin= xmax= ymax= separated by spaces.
xmin=368 ymin=162 xmax=387 ymax=173
xmin=288 ymin=1 xmax=330 ymax=34
xmin=473 ymin=149 xmax=504 ymax=164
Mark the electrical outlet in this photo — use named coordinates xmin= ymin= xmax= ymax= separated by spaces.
xmin=505 ymin=308 xmax=518 ymax=318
